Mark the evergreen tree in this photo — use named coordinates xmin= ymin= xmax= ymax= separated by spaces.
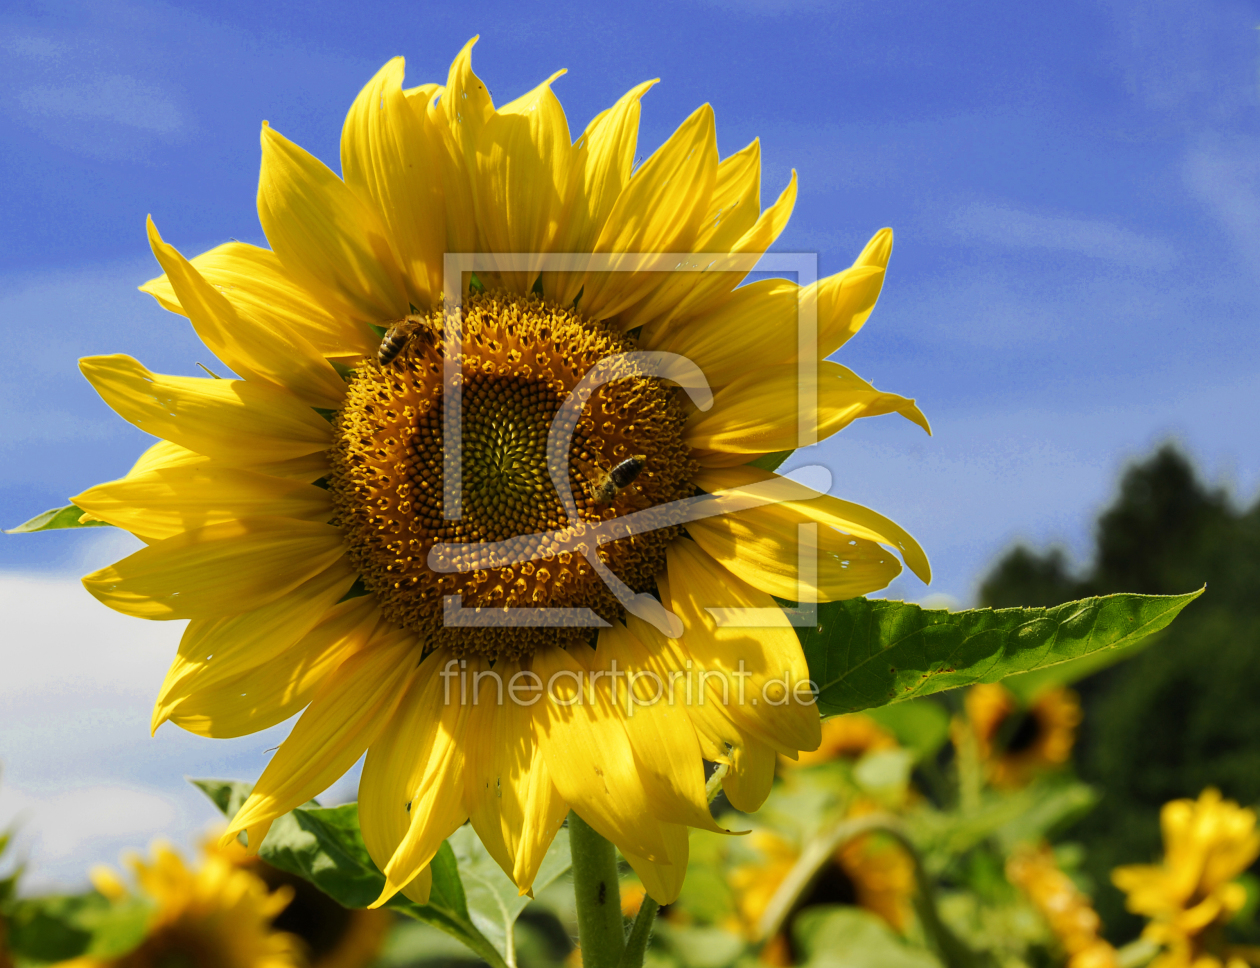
xmin=978 ymin=445 xmax=1260 ymax=940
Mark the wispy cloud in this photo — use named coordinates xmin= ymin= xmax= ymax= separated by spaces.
xmin=949 ymin=202 xmax=1179 ymax=269
xmin=17 ymin=73 xmax=186 ymax=136
xmin=1184 ymin=134 xmax=1260 ymax=269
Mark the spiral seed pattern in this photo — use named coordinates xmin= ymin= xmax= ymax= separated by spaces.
xmin=328 ymin=291 xmax=696 ymax=658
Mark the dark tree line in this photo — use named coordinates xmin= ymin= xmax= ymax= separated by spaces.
xmin=978 ymin=445 xmax=1260 ymax=940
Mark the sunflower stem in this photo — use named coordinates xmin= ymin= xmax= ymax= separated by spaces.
xmin=569 ymin=811 xmax=626 ymax=968
xmin=619 ymin=897 xmax=660 ymax=968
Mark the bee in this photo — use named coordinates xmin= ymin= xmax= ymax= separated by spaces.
xmin=377 ymin=315 xmax=439 ymax=367
xmin=591 ymin=455 xmax=647 ymax=505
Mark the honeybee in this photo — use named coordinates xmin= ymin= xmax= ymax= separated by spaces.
xmin=377 ymin=315 xmax=439 ymax=367
xmin=591 ymin=455 xmax=647 ymax=505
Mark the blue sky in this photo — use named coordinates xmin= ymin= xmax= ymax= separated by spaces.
xmin=2 ymin=0 xmax=1260 ymax=886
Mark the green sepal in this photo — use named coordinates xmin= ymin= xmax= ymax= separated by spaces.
xmin=800 ymin=589 xmax=1203 ymax=715
xmin=746 ymin=450 xmax=793 ymax=472
xmin=6 ymin=504 xmax=114 ymax=534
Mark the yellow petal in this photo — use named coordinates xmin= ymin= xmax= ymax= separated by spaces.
xmin=577 ymin=104 xmax=718 ymax=320
xmin=441 ymin=36 xmax=494 ymax=167
xmin=621 ymin=821 xmax=690 ymax=905
xmin=373 ymin=691 xmax=474 ymax=907
xmin=145 ymin=217 xmax=345 ymax=407
xmin=342 ymin=57 xmax=447 ymax=309
xmin=258 ymin=123 xmax=409 ymax=325
xmin=152 ymin=557 xmax=357 ymax=729
xmin=648 ymin=261 xmax=887 ymax=391
xmin=80 ymin=355 xmax=331 ymax=465
xmin=81 ymin=517 xmax=346 ymax=620
xmin=692 ymin=464 xmax=931 ymax=584
xmin=140 ymin=241 xmax=376 ymax=360
xmin=685 ymin=361 xmax=930 ymax=466
xmin=360 ymin=649 xmax=470 ymax=907
xmin=547 ymin=79 xmax=658 ymax=306
xmin=596 ymin=622 xmax=724 ymax=833
xmin=462 ymin=663 xmax=569 ymax=893
xmin=530 ymin=645 xmax=670 ymax=862
xmin=625 ymin=143 xmax=788 ymax=335
xmin=475 ymin=69 xmax=573 ymax=293
xmin=701 ymin=139 xmax=763 ymax=249
xmin=818 ymin=228 xmax=892 ymax=358
xmin=624 ymin=607 xmax=739 ymax=767
xmin=250 ymin=452 xmax=332 ymax=482
xmin=666 ymin=169 xmax=797 ymax=327
xmin=721 ymin=732 xmax=776 ymax=812
xmin=127 ymin=439 xmax=210 ymax=476
xmin=660 ymin=537 xmax=821 ymax=756
xmin=72 ymin=462 xmax=332 ymax=543
xmin=164 ymin=592 xmax=380 ymax=738
xmin=225 ymin=622 xmax=418 ymax=849
xmin=687 ymin=492 xmax=903 ymax=602
xmin=431 ymin=36 xmax=493 ymax=260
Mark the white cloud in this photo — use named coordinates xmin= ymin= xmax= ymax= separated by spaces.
xmin=0 ymin=572 xmax=173 ymax=712
xmin=17 ymin=73 xmax=185 ymax=135
xmin=1184 ymin=135 xmax=1260 ymax=269
xmin=950 ymin=202 xmax=1179 ymax=269
xmin=0 ymin=784 xmax=180 ymax=862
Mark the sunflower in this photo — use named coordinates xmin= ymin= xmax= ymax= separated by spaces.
xmin=1112 ymin=789 xmax=1260 ymax=968
xmin=780 ymin=713 xmax=897 ymax=771
xmin=1006 ymin=844 xmax=1117 ymax=968
xmin=732 ymin=822 xmax=914 ymax=963
xmin=57 ymin=841 xmax=300 ymax=968
xmin=208 ymin=838 xmax=392 ymax=968
xmin=962 ymin=684 xmax=1080 ymax=789
xmin=74 ymin=38 xmax=930 ymax=906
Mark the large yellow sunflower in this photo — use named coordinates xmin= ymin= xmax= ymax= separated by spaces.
xmin=1112 ymin=789 xmax=1260 ymax=968
xmin=59 ymin=842 xmax=301 ymax=968
xmin=74 ymin=38 xmax=930 ymax=907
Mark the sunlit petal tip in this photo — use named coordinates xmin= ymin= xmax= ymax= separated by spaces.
xmin=857 ymin=227 xmax=894 ymax=267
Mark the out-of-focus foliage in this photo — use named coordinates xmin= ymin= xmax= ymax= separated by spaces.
xmin=978 ymin=445 xmax=1260 ymax=937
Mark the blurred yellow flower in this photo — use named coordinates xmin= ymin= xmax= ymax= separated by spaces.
xmin=1007 ymin=844 xmax=1117 ymax=968
xmin=963 ymin=684 xmax=1080 ymax=788
xmin=74 ymin=36 xmax=932 ymax=906
xmin=780 ymin=714 xmax=897 ymax=771
xmin=209 ymin=838 xmax=391 ymax=968
xmin=1113 ymin=789 xmax=1260 ymax=968
xmin=732 ymin=823 xmax=914 ymax=963
xmin=57 ymin=841 xmax=300 ymax=968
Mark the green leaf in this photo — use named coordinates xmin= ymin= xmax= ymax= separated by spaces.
xmin=793 ymin=906 xmax=941 ymax=968
xmin=79 ymin=895 xmax=155 ymax=958
xmin=6 ymin=504 xmax=114 ymax=534
xmin=191 ymin=780 xmax=507 ymax=968
xmin=864 ymin=699 xmax=951 ymax=761
xmin=447 ymin=824 xmax=572 ymax=962
xmin=746 ymin=450 xmax=793 ymax=472
xmin=189 ymin=777 xmax=253 ymax=818
xmin=908 ymin=779 xmax=1096 ymax=873
xmin=800 ymin=590 xmax=1203 ymax=715
xmin=6 ymin=895 xmax=96 ymax=961
xmin=999 ymin=632 xmax=1156 ymax=705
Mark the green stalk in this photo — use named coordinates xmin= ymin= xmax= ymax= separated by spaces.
xmin=619 ymin=897 xmax=660 ymax=968
xmin=569 ymin=811 xmax=626 ymax=968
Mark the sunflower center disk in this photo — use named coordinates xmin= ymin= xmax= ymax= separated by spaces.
xmin=328 ymin=291 xmax=696 ymax=658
